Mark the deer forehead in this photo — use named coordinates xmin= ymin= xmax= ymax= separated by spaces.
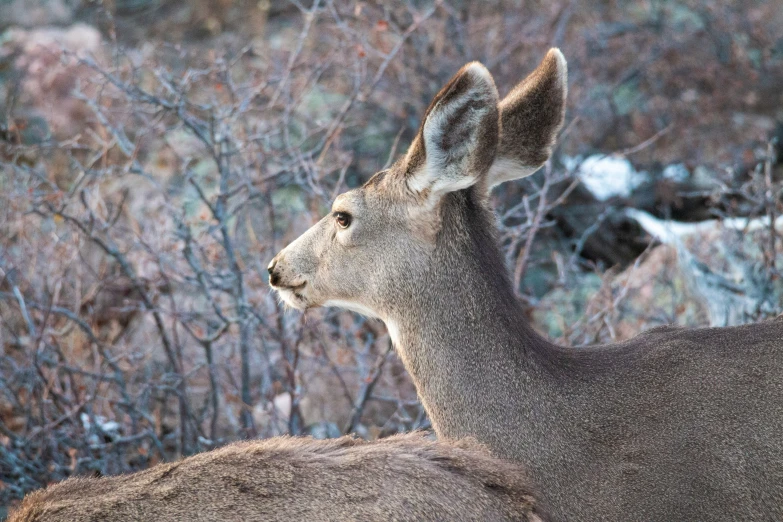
xmin=331 ymin=191 xmax=356 ymax=212
xmin=332 ymin=175 xmax=411 ymax=215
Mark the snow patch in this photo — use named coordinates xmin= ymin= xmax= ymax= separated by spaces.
xmin=626 ymin=208 xmax=783 ymax=244
xmin=574 ymin=155 xmax=648 ymax=201
xmin=80 ymin=413 xmax=121 ymax=445
xmin=662 ymin=163 xmax=690 ymax=182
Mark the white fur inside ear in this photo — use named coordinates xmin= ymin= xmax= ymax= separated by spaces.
xmin=406 ymin=62 xmax=497 ymax=197
xmin=486 ymin=158 xmax=540 ymax=188
xmin=406 ymin=163 xmax=478 ymax=194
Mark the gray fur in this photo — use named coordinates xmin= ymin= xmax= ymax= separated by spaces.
xmin=270 ymin=49 xmax=783 ymax=521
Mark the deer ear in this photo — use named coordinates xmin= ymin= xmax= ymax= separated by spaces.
xmin=486 ymin=48 xmax=568 ymax=188
xmin=403 ymin=62 xmax=499 ymax=199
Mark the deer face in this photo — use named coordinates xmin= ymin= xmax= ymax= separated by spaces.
xmin=269 ymin=51 xmax=567 ymax=320
xmin=267 ymin=175 xmax=418 ymax=318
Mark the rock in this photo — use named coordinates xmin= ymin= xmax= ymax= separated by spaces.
xmin=2 ymin=24 xmax=102 ymax=138
xmin=0 ymin=0 xmax=74 ymax=30
xmin=626 ymin=209 xmax=783 ymax=327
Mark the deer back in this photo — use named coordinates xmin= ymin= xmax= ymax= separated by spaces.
xmin=9 ymin=432 xmax=547 ymax=522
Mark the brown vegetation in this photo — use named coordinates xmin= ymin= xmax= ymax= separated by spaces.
xmin=1 ymin=0 xmax=781 ymax=514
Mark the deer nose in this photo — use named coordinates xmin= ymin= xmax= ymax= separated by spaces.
xmin=267 ymin=258 xmax=281 ymax=286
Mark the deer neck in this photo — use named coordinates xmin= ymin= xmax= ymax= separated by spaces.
xmin=381 ymin=191 xmax=566 ymax=448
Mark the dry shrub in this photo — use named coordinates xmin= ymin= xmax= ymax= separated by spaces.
xmin=1 ymin=0 xmax=781 ymax=509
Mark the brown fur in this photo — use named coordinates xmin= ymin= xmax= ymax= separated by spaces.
xmin=269 ymin=49 xmax=783 ymax=521
xmin=486 ymin=49 xmax=568 ymax=187
xmin=498 ymin=49 xmax=566 ymax=169
xmin=404 ymin=62 xmax=499 ymax=184
xmin=9 ymin=433 xmax=547 ymax=522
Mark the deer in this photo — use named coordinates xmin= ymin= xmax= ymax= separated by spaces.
xmin=268 ymin=48 xmax=783 ymax=521
xmin=8 ymin=432 xmax=547 ymax=521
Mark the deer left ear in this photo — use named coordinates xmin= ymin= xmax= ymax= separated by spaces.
xmin=403 ymin=62 xmax=500 ymax=199
xmin=486 ymin=48 xmax=568 ymax=188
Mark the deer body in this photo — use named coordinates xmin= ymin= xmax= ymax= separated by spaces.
xmin=269 ymin=49 xmax=783 ymax=520
xmin=388 ymin=197 xmax=783 ymax=520
xmin=9 ymin=433 xmax=546 ymax=522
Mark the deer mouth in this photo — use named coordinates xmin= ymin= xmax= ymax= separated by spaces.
xmin=269 ymin=278 xmax=306 ymax=292
xmin=280 ymin=281 xmax=306 ymax=293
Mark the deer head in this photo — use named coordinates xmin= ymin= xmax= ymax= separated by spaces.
xmin=268 ymin=49 xmax=567 ymax=322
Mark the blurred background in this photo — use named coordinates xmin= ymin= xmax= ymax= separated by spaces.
xmin=1 ymin=0 xmax=782 ymax=515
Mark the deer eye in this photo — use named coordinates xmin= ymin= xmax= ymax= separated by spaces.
xmin=334 ymin=211 xmax=352 ymax=229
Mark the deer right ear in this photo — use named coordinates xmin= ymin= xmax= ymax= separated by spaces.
xmin=402 ymin=62 xmax=500 ymax=201
xmin=486 ymin=48 xmax=568 ymax=188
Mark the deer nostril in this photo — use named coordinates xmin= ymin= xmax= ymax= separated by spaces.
xmin=267 ymin=259 xmax=277 ymax=275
